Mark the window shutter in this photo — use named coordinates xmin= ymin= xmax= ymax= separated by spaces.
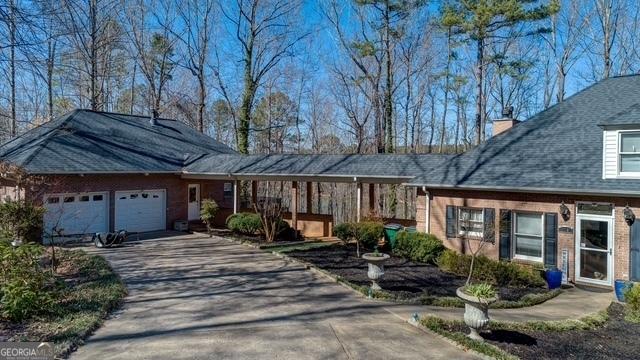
xmin=499 ymin=209 xmax=512 ymax=260
xmin=544 ymin=213 xmax=558 ymax=268
xmin=631 ymin=221 xmax=640 ymax=281
xmin=483 ymin=208 xmax=495 ymax=243
xmin=446 ymin=205 xmax=457 ymax=238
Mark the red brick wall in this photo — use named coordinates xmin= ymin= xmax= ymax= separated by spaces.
xmin=416 ymin=188 xmax=639 ymax=285
xmin=31 ymin=174 xmax=231 ymax=231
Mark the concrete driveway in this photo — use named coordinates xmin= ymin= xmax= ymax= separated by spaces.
xmin=72 ymin=232 xmax=477 ymax=360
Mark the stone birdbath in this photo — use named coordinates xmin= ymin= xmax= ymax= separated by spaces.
xmin=362 ymin=252 xmax=390 ymax=291
xmin=456 ymin=286 xmax=498 ymax=341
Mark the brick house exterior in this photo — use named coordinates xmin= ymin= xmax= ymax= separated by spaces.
xmin=416 ymin=188 xmax=639 ymax=285
xmin=408 ymin=76 xmax=640 ymax=288
xmin=33 ymin=174 xmax=235 ymax=232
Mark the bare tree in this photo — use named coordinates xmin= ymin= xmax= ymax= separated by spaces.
xmin=124 ymin=0 xmax=176 ymax=117
xmin=219 ymin=0 xmax=307 ymax=154
xmin=170 ymin=0 xmax=215 ymax=132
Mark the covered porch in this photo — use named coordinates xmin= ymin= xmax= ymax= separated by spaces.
xmin=181 ymin=173 xmax=419 ymax=238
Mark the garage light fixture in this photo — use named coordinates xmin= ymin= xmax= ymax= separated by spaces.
xmin=624 ymin=205 xmax=635 ymax=226
xmin=559 ymin=201 xmax=570 ymax=221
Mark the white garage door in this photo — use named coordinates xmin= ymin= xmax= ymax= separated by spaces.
xmin=115 ymin=190 xmax=166 ymax=232
xmin=44 ymin=192 xmax=109 ymax=235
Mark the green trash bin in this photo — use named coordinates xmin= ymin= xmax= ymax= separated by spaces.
xmin=405 ymin=226 xmax=417 ymax=233
xmin=384 ymin=223 xmax=403 ymax=249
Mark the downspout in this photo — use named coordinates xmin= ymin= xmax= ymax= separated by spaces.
xmin=422 ymin=186 xmax=430 ymax=234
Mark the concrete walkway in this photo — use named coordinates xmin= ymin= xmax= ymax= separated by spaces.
xmin=390 ymin=285 xmax=613 ymax=323
xmin=72 ymin=232 xmax=477 ymax=360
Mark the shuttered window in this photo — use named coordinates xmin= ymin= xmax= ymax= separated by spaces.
xmin=513 ymin=212 xmax=544 ymax=262
xmin=458 ymin=208 xmax=484 ymax=238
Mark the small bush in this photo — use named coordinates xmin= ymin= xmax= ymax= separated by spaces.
xmin=352 ymin=221 xmax=383 ymax=249
xmin=394 ymin=230 xmax=445 ymax=264
xmin=0 ymin=200 xmax=45 ymax=243
xmin=437 ymin=249 xmax=545 ymax=288
xmin=200 ymin=199 xmax=219 ymax=235
xmin=333 ymin=223 xmax=354 ymax=243
xmin=276 ymin=220 xmax=298 ymax=242
xmin=625 ymin=284 xmax=640 ymax=323
xmin=0 ymin=241 xmax=54 ymax=321
xmin=226 ymin=213 xmax=262 ymax=235
xmin=464 ymin=283 xmax=496 ymax=299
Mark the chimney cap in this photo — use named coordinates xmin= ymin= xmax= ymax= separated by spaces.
xmin=501 ymin=105 xmax=514 ymax=119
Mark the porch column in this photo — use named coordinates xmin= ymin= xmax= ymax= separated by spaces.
xmin=233 ymin=180 xmax=240 ymax=214
xmin=356 ymin=182 xmax=362 ymax=222
xmin=291 ymin=181 xmax=298 ymax=231
xmin=368 ymin=183 xmax=375 ymax=216
xmin=251 ymin=180 xmax=258 ymax=207
xmin=306 ymin=182 xmax=313 ymax=214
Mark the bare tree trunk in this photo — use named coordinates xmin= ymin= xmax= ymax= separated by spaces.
xmin=130 ymin=63 xmax=136 ymax=114
xmin=89 ymin=0 xmax=98 ymax=110
xmin=383 ymin=3 xmax=393 ymax=154
xmin=9 ymin=0 xmax=17 ymax=136
xmin=475 ymin=37 xmax=484 ymax=145
xmin=439 ymin=29 xmax=453 ymax=152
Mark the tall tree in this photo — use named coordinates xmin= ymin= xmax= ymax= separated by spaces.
xmin=59 ymin=0 xmax=122 ymax=111
xmin=220 ymin=0 xmax=306 ymax=154
xmin=441 ymin=0 xmax=559 ymax=145
xmin=125 ymin=1 xmax=176 ymax=118
xmin=170 ymin=0 xmax=215 ymax=132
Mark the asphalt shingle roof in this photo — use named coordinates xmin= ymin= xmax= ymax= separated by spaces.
xmin=0 ymin=110 xmax=236 ymax=173
xmin=184 ymin=153 xmax=454 ymax=179
xmin=408 ymin=74 xmax=640 ymax=196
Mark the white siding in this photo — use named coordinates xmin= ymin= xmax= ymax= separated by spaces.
xmin=603 ymin=130 xmax=619 ymax=178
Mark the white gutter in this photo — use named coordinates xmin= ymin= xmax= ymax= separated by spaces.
xmin=405 ymin=182 xmax=640 ymax=198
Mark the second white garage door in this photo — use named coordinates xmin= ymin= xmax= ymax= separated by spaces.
xmin=115 ymin=190 xmax=166 ymax=233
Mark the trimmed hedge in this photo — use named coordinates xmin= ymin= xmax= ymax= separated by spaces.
xmin=393 ymin=230 xmax=445 ymax=264
xmin=437 ymin=249 xmax=546 ymax=288
xmin=353 ymin=222 xmax=383 ymax=249
xmin=333 ymin=223 xmax=354 ymax=243
xmin=0 ymin=200 xmax=45 ymax=243
xmin=225 ymin=213 xmax=262 ymax=235
xmin=625 ymin=284 xmax=640 ymax=323
xmin=333 ymin=221 xmax=383 ymax=250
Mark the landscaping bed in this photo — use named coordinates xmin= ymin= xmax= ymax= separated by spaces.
xmin=286 ymin=243 xmax=556 ymax=307
xmin=0 ymin=247 xmax=127 ymax=358
xmin=423 ymin=303 xmax=638 ymax=360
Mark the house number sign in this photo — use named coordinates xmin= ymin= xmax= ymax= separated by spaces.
xmin=561 ymin=249 xmax=569 ymax=284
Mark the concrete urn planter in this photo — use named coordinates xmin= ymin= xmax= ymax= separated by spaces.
xmin=362 ymin=253 xmax=390 ymax=290
xmin=456 ymin=287 xmax=498 ymax=341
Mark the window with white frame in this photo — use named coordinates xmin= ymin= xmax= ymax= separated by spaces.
xmin=513 ymin=212 xmax=544 ymax=262
xmin=458 ymin=208 xmax=483 ymax=238
xmin=619 ymin=132 xmax=640 ymax=174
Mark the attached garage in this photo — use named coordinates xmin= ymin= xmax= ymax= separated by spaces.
xmin=44 ymin=192 xmax=109 ymax=235
xmin=115 ymin=189 xmax=166 ymax=233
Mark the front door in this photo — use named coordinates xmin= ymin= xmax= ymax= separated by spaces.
xmin=575 ymin=214 xmax=614 ymax=286
xmin=188 ymin=184 xmax=200 ymax=221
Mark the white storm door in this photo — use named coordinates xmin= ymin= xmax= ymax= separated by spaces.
xmin=188 ymin=184 xmax=200 ymax=221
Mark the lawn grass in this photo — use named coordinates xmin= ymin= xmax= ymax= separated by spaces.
xmin=9 ymin=249 xmax=127 ymax=357
xmin=488 ymin=307 xmax=609 ymax=332
xmin=266 ymin=241 xmax=335 ymax=253
xmin=419 ymin=316 xmax=517 ymax=360
xmin=418 ymin=307 xmax=611 ymax=360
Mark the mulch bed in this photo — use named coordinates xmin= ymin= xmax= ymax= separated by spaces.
xmin=286 ymin=243 xmax=546 ymax=302
xmin=483 ymin=303 xmax=640 ymax=360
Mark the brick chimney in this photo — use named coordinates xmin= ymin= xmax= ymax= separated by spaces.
xmin=493 ymin=106 xmax=519 ymax=136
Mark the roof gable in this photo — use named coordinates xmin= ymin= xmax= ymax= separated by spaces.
xmin=409 ymin=74 xmax=640 ymax=196
xmin=0 ymin=110 xmax=236 ymax=173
